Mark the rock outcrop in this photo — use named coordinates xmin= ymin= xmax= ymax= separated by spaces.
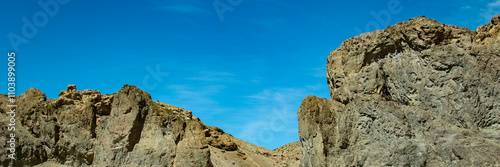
xmin=298 ymin=15 xmax=500 ymax=166
xmin=0 ymin=84 xmax=299 ymax=167
xmin=3 ymin=14 xmax=499 ymax=167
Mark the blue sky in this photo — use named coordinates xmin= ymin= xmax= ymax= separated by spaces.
xmin=2 ymin=0 xmax=499 ymax=149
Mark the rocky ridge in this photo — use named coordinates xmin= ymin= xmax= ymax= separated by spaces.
xmin=298 ymin=15 xmax=500 ymax=166
xmin=1 ymin=14 xmax=499 ymax=167
xmin=0 ymin=84 xmax=299 ymax=167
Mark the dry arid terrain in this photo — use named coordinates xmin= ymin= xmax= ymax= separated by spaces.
xmin=299 ymin=14 xmax=500 ymax=166
xmin=1 ymin=85 xmax=301 ymax=167
xmin=1 ymin=14 xmax=500 ymax=167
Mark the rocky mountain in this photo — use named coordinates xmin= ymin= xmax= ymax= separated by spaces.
xmin=298 ymin=14 xmax=500 ymax=166
xmin=2 ymin=14 xmax=500 ymax=167
xmin=0 ymin=85 xmax=300 ymax=167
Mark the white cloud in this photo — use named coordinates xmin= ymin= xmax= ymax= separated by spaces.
xmin=311 ymin=67 xmax=326 ymax=78
xmin=481 ymin=0 xmax=500 ymax=22
xmin=186 ymin=71 xmax=238 ymax=83
xmin=238 ymin=88 xmax=308 ymax=148
xmin=488 ymin=0 xmax=500 ymax=7
xmin=163 ymin=84 xmax=224 ymax=106
xmin=306 ymin=84 xmax=325 ymax=91
xmin=251 ymin=76 xmax=262 ymax=85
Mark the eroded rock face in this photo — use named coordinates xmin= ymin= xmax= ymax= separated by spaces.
xmin=299 ymin=15 xmax=500 ymax=166
xmin=0 ymin=84 xmax=299 ymax=167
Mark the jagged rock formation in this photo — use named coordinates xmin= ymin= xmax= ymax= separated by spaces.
xmin=0 ymin=85 xmax=299 ymax=167
xmin=3 ymin=14 xmax=499 ymax=167
xmin=298 ymin=15 xmax=500 ymax=166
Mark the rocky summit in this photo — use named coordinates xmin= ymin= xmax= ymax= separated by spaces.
xmin=0 ymin=85 xmax=300 ymax=167
xmin=299 ymin=14 xmax=500 ymax=166
xmin=1 ymin=15 xmax=500 ymax=167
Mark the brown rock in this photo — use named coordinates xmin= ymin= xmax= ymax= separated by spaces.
xmin=300 ymin=14 xmax=500 ymax=167
xmin=0 ymin=84 xmax=297 ymax=166
xmin=67 ymin=85 xmax=77 ymax=92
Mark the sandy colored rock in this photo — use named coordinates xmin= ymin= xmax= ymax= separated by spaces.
xmin=300 ymin=14 xmax=500 ymax=167
xmin=0 ymin=84 xmax=300 ymax=166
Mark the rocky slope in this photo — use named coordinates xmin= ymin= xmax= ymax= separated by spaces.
xmin=0 ymin=85 xmax=299 ymax=167
xmin=298 ymin=15 xmax=500 ymax=166
xmin=3 ymin=15 xmax=500 ymax=167
xmin=273 ymin=141 xmax=302 ymax=167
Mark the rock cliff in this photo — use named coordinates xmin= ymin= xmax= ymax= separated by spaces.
xmin=0 ymin=85 xmax=299 ymax=167
xmin=298 ymin=15 xmax=500 ymax=166
xmin=2 ymin=14 xmax=500 ymax=167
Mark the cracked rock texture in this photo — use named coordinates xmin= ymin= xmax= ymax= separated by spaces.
xmin=299 ymin=15 xmax=500 ymax=166
xmin=0 ymin=84 xmax=299 ymax=167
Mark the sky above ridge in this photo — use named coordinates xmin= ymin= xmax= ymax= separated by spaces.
xmin=1 ymin=0 xmax=499 ymax=149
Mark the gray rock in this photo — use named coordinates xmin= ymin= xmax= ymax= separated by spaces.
xmin=299 ymin=15 xmax=500 ymax=167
